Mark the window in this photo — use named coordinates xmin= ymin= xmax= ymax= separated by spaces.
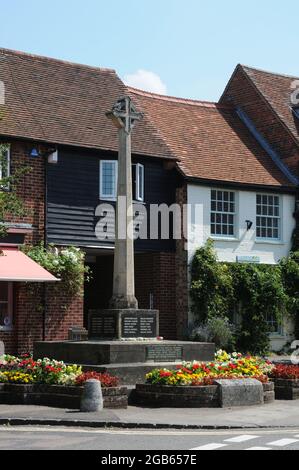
xmin=266 ymin=312 xmax=283 ymax=335
xmin=256 ymin=194 xmax=280 ymax=240
xmin=293 ymin=107 xmax=299 ymax=119
xmin=0 ymin=282 xmax=13 ymax=330
xmin=100 ymin=160 xmax=118 ymax=200
xmin=133 ymin=163 xmax=144 ymax=202
xmin=211 ymin=190 xmax=236 ymax=237
xmin=0 ymin=145 xmax=10 ymax=184
xmin=100 ymin=161 xmax=144 ymax=202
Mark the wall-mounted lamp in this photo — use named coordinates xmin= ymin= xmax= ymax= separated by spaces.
xmin=246 ymin=220 xmax=253 ymax=231
xmin=29 ymin=146 xmax=58 ymax=162
xmin=29 ymin=148 xmax=40 ymax=158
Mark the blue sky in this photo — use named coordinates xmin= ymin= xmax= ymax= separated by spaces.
xmin=1 ymin=0 xmax=298 ymax=101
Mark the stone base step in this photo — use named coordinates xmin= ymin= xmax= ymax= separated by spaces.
xmin=34 ymin=340 xmax=215 ymax=366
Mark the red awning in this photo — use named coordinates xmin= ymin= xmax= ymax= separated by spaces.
xmin=0 ymin=247 xmax=59 ymax=282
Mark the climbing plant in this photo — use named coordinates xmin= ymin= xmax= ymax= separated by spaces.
xmin=280 ymin=251 xmax=299 ymax=339
xmin=190 ymin=241 xmax=296 ymax=355
xmin=0 ymin=143 xmax=29 ymax=238
xmin=22 ymin=244 xmax=90 ymax=297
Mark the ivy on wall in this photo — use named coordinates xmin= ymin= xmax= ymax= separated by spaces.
xmin=0 ymin=143 xmax=30 ymax=238
xmin=190 ymin=240 xmax=298 ymax=354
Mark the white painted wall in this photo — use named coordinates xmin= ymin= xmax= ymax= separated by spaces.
xmin=187 ymin=184 xmax=296 ymax=351
xmin=187 ymin=185 xmax=296 ymax=265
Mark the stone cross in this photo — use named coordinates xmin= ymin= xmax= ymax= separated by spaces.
xmin=106 ymin=96 xmax=143 ymax=310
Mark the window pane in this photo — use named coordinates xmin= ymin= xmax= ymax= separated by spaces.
xmin=210 ymin=190 xmax=235 ymax=237
xmin=256 ymin=194 xmax=280 ymax=240
xmin=101 ymin=161 xmax=116 ymax=198
xmin=0 ymin=283 xmax=12 ymax=329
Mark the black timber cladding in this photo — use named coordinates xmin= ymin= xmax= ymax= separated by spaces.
xmin=47 ymin=147 xmax=178 ymax=252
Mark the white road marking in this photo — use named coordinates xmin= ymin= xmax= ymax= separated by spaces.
xmin=246 ymin=447 xmax=271 ymax=451
xmin=224 ymin=435 xmax=259 ymax=443
xmin=190 ymin=443 xmax=228 ymax=450
xmin=267 ymin=438 xmax=299 ymax=447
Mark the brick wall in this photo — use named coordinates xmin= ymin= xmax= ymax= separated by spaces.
xmin=135 ymin=252 xmax=177 ymax=340
xmin=6 ymin=141 xmax=45 ymax=244
xmin=221 ymin=67 xmax=299 ymax=176
xmin=0 ymin=141 xmax=84 ymax=355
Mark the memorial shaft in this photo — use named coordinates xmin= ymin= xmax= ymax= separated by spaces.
xmin=110 ymin=127 xmax=138 ymax=309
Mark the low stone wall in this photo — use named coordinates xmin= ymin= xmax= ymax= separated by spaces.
xmin=0 ymin=384 xmax=128 ymax=409
xmin=134 ymin=382 xmax=274 ymax=408
xmin=263 ymin=382 xmax=275 ymax=403
xmin=273 ymin=378 xmax=299 ymax=400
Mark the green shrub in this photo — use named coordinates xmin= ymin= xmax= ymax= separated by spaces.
xmin=22 ymin=243 xmax=90 ymax=296
xmin=191 ymin=317 xmax=235 ymax=351
xmin=190 ymin=241 xmax=295 ymax=355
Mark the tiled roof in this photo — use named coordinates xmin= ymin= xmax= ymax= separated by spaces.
xmin=0 ymin=48 xmax=174 ymax=159
xmin=0 ymin=48 xmax=295 ymax=188
xmin=241 ymin=65 xmax=299 ymax=145
xmin=128 ymin=88 xmax=294 ymax=188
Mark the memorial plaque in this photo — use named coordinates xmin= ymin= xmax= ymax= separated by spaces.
xmin=121 ymin=312 xmax=157 ymax=338
xmin=146 ymin=345 xmax=183 ymax=362
xmin=122 ymin=316 xmax=139 ymax=337
xmin=89 ymin=309 xmax=159 ymax=339
xmin=90 ymin=313 xmax=117 ymax=338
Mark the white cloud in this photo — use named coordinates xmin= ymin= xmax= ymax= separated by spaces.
xmin=124 ymin=69 xmax=167 ymax=95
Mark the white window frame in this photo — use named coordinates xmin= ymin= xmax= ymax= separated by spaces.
xmin=100 ymin=160 xmax=145 ymax=202
xmin=0 ymin=145 xmax=10 ymax=183
xmin=135 ymin=163 xmax=144 ymax=202
xmin=99 ymin=160 xmax=118 ymax=200
xmin=256 ymin=194 xmax=281 ymax=241
xmin=0 ymin=282 xmax=13 ymax=331
xmin=210 ymin=189 xmax=236 ymax=238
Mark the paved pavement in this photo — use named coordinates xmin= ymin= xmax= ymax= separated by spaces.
xmin=1 ymin=401 xmax=299 ymax=429
xmin=1 ymin=426 xmax=299 ymax=450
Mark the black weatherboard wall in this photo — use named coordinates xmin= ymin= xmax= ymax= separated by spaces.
xmin=47 ymin=147 xmax=178 ymax=252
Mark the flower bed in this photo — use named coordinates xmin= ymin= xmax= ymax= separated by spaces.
xmin=135 ymin=351 xmax=275 ymax=408
xmin=145 ymin=351 xmax=274 ymax=387
xmin=0 ymin=354 xmax=127 ymax=409
xmin=270 ymin=364 xmax=299 ymax=400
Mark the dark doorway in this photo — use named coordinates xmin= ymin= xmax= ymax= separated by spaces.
xmin=84 ymin=253 xmax=114 ymax=328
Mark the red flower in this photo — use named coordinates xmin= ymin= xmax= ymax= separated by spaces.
xmin=270 ymin=365 xmax=299 ymax=380
xmin=76 ymin=371 xmax=119 ymax=387
xmin=159 ymin=371 xmax=173 ymax=378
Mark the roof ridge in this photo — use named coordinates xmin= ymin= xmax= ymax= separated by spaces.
xmin=241 ymin=64 xmax=299 ymax=81
xmin=0 ymin=47 xmax=116 ymax=73
xmin=127 ymin=86 xmax=231 ymax=108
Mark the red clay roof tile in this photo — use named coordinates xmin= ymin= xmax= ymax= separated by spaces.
xmin=128 ymin=87 xmax=294 ymax=188
xmin=0 ymin=48 xmax=295 ymax=188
